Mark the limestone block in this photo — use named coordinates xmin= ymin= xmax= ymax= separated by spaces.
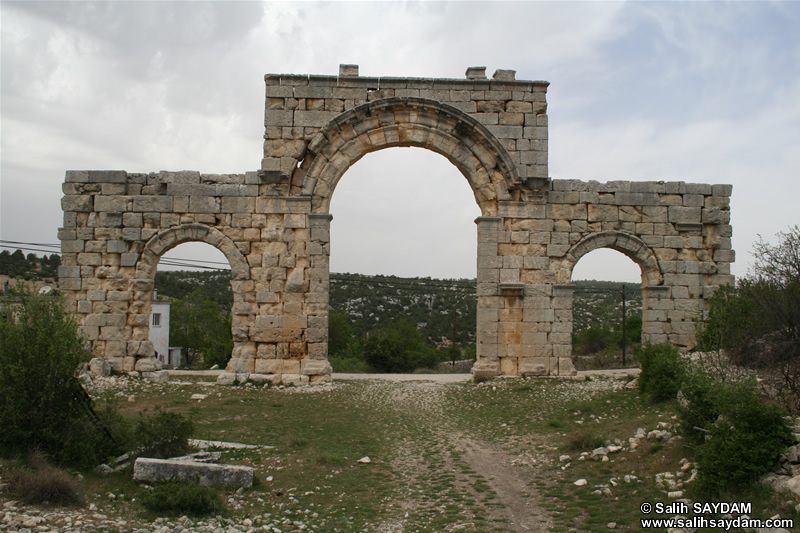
xmin=552 ymin=344 xmax=572 ymax=358
xmin=499 ymin=357 xmax=518 ymax=375
xmin=301 ymin=359 xmax=332 ymax=376
xmin=218 ymin=372 xmax=249 ymax=386
xmin=132 ymin=196 xmax=173 ymax=212
xmin=133 ymin=457 xmax=253 ymax=488
xmin=519 ymin=357 xmax=549 ymax=376
xmin=616 ymin=192 xmax=661 ymax=206
xmin=558 ymin=358 xmax=577 ymax=376
xmin=668 ymin=206 xmax=701 ymax=224
xmin=89 ymin=357 xmax=112 ymax=377
xmin=135 ymin=357 xmax=162 ymax=372
xmin=88 ymin=170 xmax=127 ymax=183
xmin=189 ymin=196 xmax=220 ymax=214
xmin=94 ymin=196 xmax=128 ymax=212
xmin=62 ymin=195 xmax=94 ymax=212
xmin=142 ymin=370 xmax=170 ymax=384
xmin=588 ymin=204 xmax=618 ymax=222
xmin=282 ymin=374 xmax=309 ymax=387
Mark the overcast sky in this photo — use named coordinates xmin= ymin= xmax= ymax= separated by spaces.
xmin=2 ymin=1 xmax=798 ymax=282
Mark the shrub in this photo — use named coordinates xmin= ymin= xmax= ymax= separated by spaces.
xmin=0 ymin=286 xmax=119 ymax=467
xmin=697 ymin=227 xmax=800 ymax=411
xmin=6 ymin=457 xmax=85 ymax=506
xmin=681 ymin=377 xmax=793 ymax=495
xmin=134 ymin=409 xmax=194 ymax=459
xmin=138 ymin=481 xmax=225 ymax=516
xmin=637 ymin=342 xmax=685 ymax=403
xmin=363 ymin=320 xmax=438 ymax=373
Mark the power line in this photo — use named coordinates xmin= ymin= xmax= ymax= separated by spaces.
xmin=1 ymin=240 xmax=232 ymax=270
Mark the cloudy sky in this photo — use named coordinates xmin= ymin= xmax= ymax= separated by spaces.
xmin=2 ymin=1 xmax=798 ymax=282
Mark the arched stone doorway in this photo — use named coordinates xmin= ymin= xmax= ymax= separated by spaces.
xmin=300 ymin=97 xmax=522 ymax=216
xmin=128 ymin=223 xmax=254 ymax=372
xmin=554 ymin=231 xmax=667 ymax=365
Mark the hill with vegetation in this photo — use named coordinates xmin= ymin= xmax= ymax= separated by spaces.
xmin=2 ymin=250 xmax=645 ymax=368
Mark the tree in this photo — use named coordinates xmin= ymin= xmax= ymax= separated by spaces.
xmin=169 ymin=287 xmax=233 ymax=368
xmin=363 ymin=319 xmax=438 ymax=373
xmin=328 ymin=310 xmax=355 ymax=357
xmin=698 ymin=226 xmax=800 ymax=410
xmin=0 ymin=285 xmax=118 ymax=466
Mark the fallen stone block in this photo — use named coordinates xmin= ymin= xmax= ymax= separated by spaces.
xmin=216 ymin=372 xmax=249 ymax=385
xmin=248 ymin=373 xmax=281 ymax=386
xmin=133 ymin=457 xmax=254 ymax=488
xmin=89 ymin=357 xmax=112 ymax=377
xmin=141 ymin=370 xmax=169 ymax=383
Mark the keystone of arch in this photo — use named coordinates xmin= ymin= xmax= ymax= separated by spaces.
xmin=560 ymin=231 xmax=663 ymax=287
xmin=136 ymin=223 xmax=250 ymax=281
xmin=301 ymin=97 xmax=523 ymax=216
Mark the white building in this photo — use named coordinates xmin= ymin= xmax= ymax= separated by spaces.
xmin=149 ymin=299 xmax=181 ymax=367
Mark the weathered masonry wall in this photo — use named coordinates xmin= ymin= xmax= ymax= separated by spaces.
xmin=59 ymin=65 xmax=734 ymax=382
xmin=471 ymin=180 xmax=734 ymax=378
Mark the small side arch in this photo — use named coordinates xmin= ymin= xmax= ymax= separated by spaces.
xmin=561 ymin=231 xmax=663 ymax=286
xmin=299 ymin=97 xmax=526 ymax=216
xmin=135 ymin=223 xmax=250 ymax=281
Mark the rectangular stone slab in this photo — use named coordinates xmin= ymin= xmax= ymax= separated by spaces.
xmin=133 ymin=457 xmax=254 ymax=488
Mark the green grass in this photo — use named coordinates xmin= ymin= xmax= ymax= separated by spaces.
xmin=28 ymin=375 xmax=795 ymax=532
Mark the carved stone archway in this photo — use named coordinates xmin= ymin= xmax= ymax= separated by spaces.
xmin=300 ymin=97 xmax=524 ymax=216
xmin=561 ymin=231 xmax=663 ymax=287
xmin=59 ymin=65 xmax=735 ymax=383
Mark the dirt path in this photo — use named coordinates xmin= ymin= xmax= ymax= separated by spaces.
xmin=347 ymin=379 xmax=555 ymax=532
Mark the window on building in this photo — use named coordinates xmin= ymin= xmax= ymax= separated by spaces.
xmin=152 ymin=313 xmax=161 ymax=327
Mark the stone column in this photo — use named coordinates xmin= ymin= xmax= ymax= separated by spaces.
xmin=472 ymin=216 xmax=502 ymax=379
xmin=551 ymin=284 xmax=576 ymax=375
xmin=304 ymin=214 xmax=333 ymax=384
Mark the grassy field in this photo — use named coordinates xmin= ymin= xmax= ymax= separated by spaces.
xmin=7 ymin=373 xmax=797 ymax=532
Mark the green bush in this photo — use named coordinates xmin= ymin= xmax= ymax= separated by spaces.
xmin=363 ymin=320 xmax=439 ymax=373
xmin=637 ymin=342 xmax=685 ymax=403
xmin=0 ymin=286 xmax=119 ymax=467
xmin=138 ymin=481 xmax=225 ymax=516
xmin=697 ymin=227 xmax=800 ymax=411
xmin=678 ymin=373 xmax=793 ymax=495
xmin=170 ymin=288 xmax=233 ymax=368
xmin=134 ymin=409 xmax=194 ymax=459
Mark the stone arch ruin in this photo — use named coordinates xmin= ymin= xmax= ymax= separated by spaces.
xmin=59 ymin=64 xmax=735 ymax=383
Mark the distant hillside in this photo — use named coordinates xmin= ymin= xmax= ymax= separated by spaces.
xmin=0 ymin=249 xmax=60 ymax=282
xmin=154 ymin=269 xmax=234 ymax=310
xmin=330 ymin=273 xmax=477 ymax=346
xmin=3 ymin=250 xmax=643 ymax=342
xmin=573 ymin=280 xmax=642 ymax=333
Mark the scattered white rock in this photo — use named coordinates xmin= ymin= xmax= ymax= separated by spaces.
xmin=574 ymin=478 xmax=588 ymax=486
xmin=357 ymin=456 xmax=371 ymax=464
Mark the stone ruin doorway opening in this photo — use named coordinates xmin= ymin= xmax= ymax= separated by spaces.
xmin=131 ymin=224 xmax=252 ymax=373
xmin=152 ymin=241 xmax=235 ymax=370
xmin=327 ymin=147 xmax=482 ymax=371
xmin=570 ymin=247 xmax=645 ymax=369
xmin=562 ymin=232 xmax=666 ymax=369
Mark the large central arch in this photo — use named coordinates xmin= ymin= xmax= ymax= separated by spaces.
xmin=301 ymin=97 xmax=522 ymax=216
xmin=59 ymin=65 xmax=735 ymax=383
